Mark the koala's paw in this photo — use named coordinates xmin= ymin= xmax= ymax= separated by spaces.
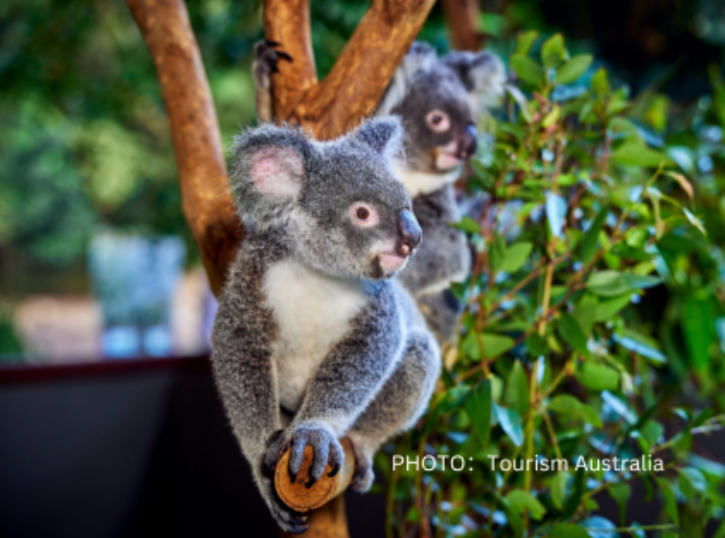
xmin=258 ymin=475 xmax=310 ymax=534
xmin=253 ymin=40 xmax=292 ymax=90
xmin=264 ymin=422 xmax=344 ymax=488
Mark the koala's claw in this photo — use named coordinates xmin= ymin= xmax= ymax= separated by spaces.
xmin=253 ymin=40 xmax=293 ymax=85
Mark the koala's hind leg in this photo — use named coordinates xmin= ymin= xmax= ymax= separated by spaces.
xmin=346 ymin=331 xmax=440 ymax=493
xmin=253 ymin=40 xmax=292 ymax=122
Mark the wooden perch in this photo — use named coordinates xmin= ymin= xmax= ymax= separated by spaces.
xmin=275 ymin=438 xmax=356 ymax=512
xmin=127 ymin=0 xmax=240 ymax=297
xmin=264 ymin=0 xmax=436 ymax=140
xmin=441 ymin=0 xmax=485 ymax=52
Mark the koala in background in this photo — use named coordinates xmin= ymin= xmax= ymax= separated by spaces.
xmin=254 ymin=41 xmax=505 ymax=343
xmin=212 ymin=117 xmax=440 ymax=533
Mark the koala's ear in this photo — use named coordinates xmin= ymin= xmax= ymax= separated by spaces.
xmin=442 ymin=50 xmax=506 ymax=102
xmin=229 ymin=124 xmax=313 ymax=226
xmin=377 ymin=41 xmax=437 ymax=116
xmin=246 ymin=146 xmax=304 ymax=198
xmin=352 ymin=116 xmax=405 ymax=160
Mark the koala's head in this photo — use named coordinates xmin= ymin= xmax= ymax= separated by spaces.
xmin=379 ymin=42 xmax=505 ymax=176
xmin=230 ymin=117 xmax=422 ymax=280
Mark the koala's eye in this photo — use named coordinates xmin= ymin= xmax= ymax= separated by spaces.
xmin=350 ymin=203 xmax=379 ymax=228
xmin=426 ymin=110 xmax=450 ymax=133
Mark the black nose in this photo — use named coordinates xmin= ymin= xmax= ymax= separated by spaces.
xmin=458 ymin=124 xmax=478 ymax=159
xmin=396 ymin=210 xmax=422 ymax=256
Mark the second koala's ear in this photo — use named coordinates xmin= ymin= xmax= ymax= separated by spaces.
xmin=352 ymin=116 xmax=405 ymax=161
xmin=229 ymin=124 xmax=314 ymax=226
xmin=442 ymin=50 xmax=506 ymax=102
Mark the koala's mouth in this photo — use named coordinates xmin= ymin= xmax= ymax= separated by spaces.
xmin=377 ymin=252 xmax=409 ymax=276
xmin=435 ymin=151 xmax=463 ymax=171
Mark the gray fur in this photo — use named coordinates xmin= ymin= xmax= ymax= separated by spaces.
xmin=376 ymin=43 xmax=504 ymax=344
xmin=212 ymin=118 xmax=440 ymax=533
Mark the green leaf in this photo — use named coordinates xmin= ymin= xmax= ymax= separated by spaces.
xmin=594 ymin=294 xmax=631 ymax=321
xmin=608 ymin=483 xmax=631 ymax=525
xmin=555 ymin=54 xmax=593 ymax=85
xmin=464 ymin=378 xmax=492 ymax=449
xmin=548 ymin=524 xmax=590 ymax=538
xmin=678 ymin=467 xmax=707 ymax=500
xmin=563 ymin=467 xmax=586 ymax=518
xmin=511 ymin=53 xmax=545 ymax=88
xmin=613 ymin=329 xmax=667 ymax=364
xmin=580 ymin=206 xmax=608 ymax=263
xmin=591 ymin=68 xmax=611 ymax=96
xmin=506 ymin=489 xmax=547 ymax=521
xmin=462 ymin=332 xmax=516 ymax=360
xmin=549 ymin=394 xmax=603 ymax=428
xmin=515 ymin=30 xmax=539 ymax=56
xmin=450 ymin=216 xmax=481 ymax=234
xmin=682 ymin=297 xmax=712 ymax=370
xmin=500 ymin=242 xmax=533 ymax=273
xmin=505 ymin=361 xmax=529 ymax=417
xmin=496 ymin=492 xmax=524 ymax=537
xmin=610 ymin=142 xmax=671 ymax=168
xmin=525 ymin=333 xmax=548 ymax=357
xmin=495 ymin=404 xmax=524 ymax=446
xmin=557 ymin=312 xmax=589 ymax=356
xmin=655 ymin=477 xmax=679 ymax=525
xmin=576 ymin=361 xmax=619 ymax=391
xmin=550 ymin=471 xmax=570 ymax=509
xmin=541 ymin=33 xmax=566 ymax=69
xmin=587 ymin=270 xmax=660 ymax=296
xmin=683 ymin=208 xmax=707 ymax=235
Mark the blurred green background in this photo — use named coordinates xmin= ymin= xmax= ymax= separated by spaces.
xmin=1 ymin=0 xmax=724 ymax=358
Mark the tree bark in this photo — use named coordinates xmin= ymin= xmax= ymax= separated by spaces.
xmin=265 ymin=0 xmax=437 ymax=140
xmin=441 ymin=0 xmax=485 ymax=52
xmin=127 ymin=0 xmax=240 ymax=297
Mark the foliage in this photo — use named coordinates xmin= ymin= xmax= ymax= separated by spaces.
xmin=379 ymin=33 xmax=725 ymax=538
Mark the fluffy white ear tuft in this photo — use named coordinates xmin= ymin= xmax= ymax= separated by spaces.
xmin=248 ymin=146 xmax=304 ymax=198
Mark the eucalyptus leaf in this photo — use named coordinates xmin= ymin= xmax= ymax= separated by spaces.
xmin=464 ymin=378 xmax=492 ymax=449
xmin=576 ymin=361 xmax=619 ymax=391
xmin=506 ymin=489 xmax=547 ymax=521
xmin=495 ymin=404 xmax=524 ymax=446
xmin=511 ymin=53 xmax=546 ymax=88
xmin=500 ymin=242 xmax=533 ymax=273
xmin=580 ymin=206 xmax=608 ymax=263
xmin=555 ymin=55 xmax=593 ymax=85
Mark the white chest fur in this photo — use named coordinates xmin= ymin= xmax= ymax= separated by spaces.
xmin=393 ymin=164 xmax=460 ymax=197
xmin=263 ymin=259 xmax=367 ymax=412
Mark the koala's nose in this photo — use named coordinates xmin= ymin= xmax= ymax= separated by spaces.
xmin=458 ymin=124 xmax=478 ymax=159
xmin=396 ymin=210 xmax=422 ymax=256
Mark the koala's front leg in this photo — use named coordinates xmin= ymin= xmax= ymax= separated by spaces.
xmin=211 ymin=262 xmax=308 ymax=533
xmin=266 ymin=292 xmax=403 ymax=488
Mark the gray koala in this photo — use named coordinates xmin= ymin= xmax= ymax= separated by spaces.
xmin=377 ymin=42 xmax=505 ymax=342
xmin=211 ymin=117 xmax=440 ymax=533
xmin=254 ymin=41 xmax=505 ymax=343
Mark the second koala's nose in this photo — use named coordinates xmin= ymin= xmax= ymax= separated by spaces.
xmin=396 ymin=210 xmax=422 ymax=256
xmin=458 ymin=124 xmax=478 ymax=159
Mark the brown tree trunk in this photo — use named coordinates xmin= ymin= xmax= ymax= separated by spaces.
xmin=265 ymin=0 xmax=436 ymax=140
xmin=441 ymin=0 xmax=485 ymax=52
xmin=127 ymin=0 xmax=240 ymax=297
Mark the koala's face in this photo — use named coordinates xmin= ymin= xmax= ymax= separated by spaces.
xmin=295 ymin=144 xmax=421 ymax=280
xmin=231 ymin=118 xmax=422 ymax=281
xmin=394 ymin=64 xmax=478 ymax=175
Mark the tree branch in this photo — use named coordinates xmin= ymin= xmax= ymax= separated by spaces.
xmin=441 ymin=0 xmax=485 ymax=52
xmin=265 ymin=0 xmax=437 ymax=139
xmin=127 ymin=0 xmax=241 ymax=296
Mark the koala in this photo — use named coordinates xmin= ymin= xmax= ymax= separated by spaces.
xmin=376 ymin=42 xmax=506 ymax=342
xmin=211 ymin=117 xmax=440 ymax=533
xmin=253 ymin=41 xmax=505 ymax=344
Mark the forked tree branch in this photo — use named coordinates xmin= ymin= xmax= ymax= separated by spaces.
xmin=127 ymin=0 xmax=241 ymax=297
xmin=441 ymin=0 xmax=485 ymax=52
xmin=265 ymin=0 xmax=437 ymax=139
